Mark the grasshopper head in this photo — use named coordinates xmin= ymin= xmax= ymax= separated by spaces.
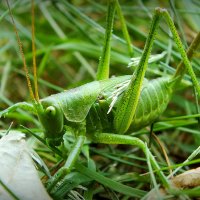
xmin=38 ymin=98 xmax=64 ymax=146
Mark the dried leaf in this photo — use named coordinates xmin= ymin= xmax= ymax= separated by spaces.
xmin=0 ymin=131 xmax=52 ymax=200
xmin=171 ymin=167 xmax=200 ymax=188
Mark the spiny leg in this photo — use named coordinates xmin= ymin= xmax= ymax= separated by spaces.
xmin=156 ymin=32 xmax=200 ymax=125
xmin=163 ymin=11 xmax=200 ymax=95
xmin=91 ymin=132 xmax=169 ymax=188
xmin=114 ymin=8 xmax=161 ymax=134
xmin=173 ymin=31 xmax=200 ymax=82
xmin=96 ymin=0 xmax=116 ymax=80
xmin=114 ymin=8 xmax=200 ymax=134
xmin=115 ymin=0 xmax=134 ymax=57
xmin=149 ymin=32 xmax=200 ymax=172
xmin=47 ymin=135 xmax=85 ymax=192
xmin=96 ymin=0 xmax=134 ymax=80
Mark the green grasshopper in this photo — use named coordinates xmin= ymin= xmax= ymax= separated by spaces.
xmin=1 ymin=0 xmax=200 ymax=193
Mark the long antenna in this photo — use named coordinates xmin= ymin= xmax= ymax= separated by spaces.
xmin=31 ymin=0 xmax=39 ymax=102
xmin=6 ymin=0 xmax=35 ymax=102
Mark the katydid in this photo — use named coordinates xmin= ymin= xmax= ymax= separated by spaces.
xmin=1 ymin=0 xmax=200 ymax=193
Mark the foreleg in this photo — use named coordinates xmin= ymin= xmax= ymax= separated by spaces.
xmin=47 ymin=135 xmax=85 ymax=192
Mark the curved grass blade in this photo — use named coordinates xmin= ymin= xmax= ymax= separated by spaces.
xmin=75 ymin=163 xmax=146 ymax=198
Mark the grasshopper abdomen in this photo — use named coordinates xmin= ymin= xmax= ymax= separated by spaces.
xmin=130 ymin=77 xmax=173 ymax=131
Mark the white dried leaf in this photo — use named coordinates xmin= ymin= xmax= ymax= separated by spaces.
xmin=0 ymin=131 xmax=52 ymax=200
xmin=171 ymin=167 xmax=200 ymax=188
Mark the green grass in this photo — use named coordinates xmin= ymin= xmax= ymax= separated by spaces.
xmin=1 ymin=0 xmax=200 ymax=199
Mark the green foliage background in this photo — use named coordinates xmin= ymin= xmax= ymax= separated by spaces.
xmin=0 ymin=0 xmax=200 ymax=199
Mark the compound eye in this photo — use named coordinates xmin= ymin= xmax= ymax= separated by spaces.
xmin=46 ymin=106 xmax=56 ymax=116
